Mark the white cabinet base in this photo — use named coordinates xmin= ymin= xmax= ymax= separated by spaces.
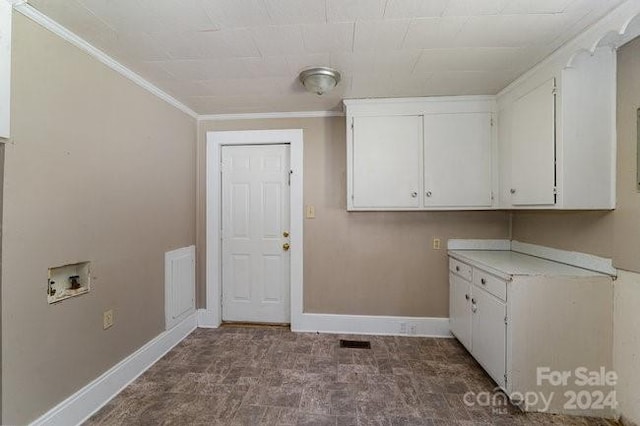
xmin=449 ymin=251 xmax=615 ymax=419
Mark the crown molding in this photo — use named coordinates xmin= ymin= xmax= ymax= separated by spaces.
xmin=12 ymin=2 xmax=198 ymax=119
xmin=498 ymin=0 xmax=640 ymax=99
xmin=198 ymin=110 xmax=344 ymax=121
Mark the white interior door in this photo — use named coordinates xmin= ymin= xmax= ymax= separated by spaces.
xmin=221 ymin=144 xmax=290 ymax=323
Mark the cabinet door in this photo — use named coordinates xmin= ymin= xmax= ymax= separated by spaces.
xmin=472 ymin=287 xmax=506 ymax=388
xmin=450 ymin=273 xmax=472 ymax=351
xmin=352 ymin=115 xmax=422 ymax=209
xmin=424 ymin=113 xmax=492 ymax=207
xmin=510 ymin=78 xmax=556 ymax=206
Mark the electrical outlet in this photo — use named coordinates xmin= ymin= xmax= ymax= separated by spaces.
xmin=433 ymin=238 xmax=441 ymax=250
xmin=399 ymin=322 xmax=407 ymax=334
xmin=306 ymin=205 xmax=316 ymax=219
xmin=103 ymin=309 xmax=114 ymax=330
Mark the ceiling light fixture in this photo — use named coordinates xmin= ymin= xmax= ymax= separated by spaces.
xmin=299 ymin=67 xmax=341 ymax=95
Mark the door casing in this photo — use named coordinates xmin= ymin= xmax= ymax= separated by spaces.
xmin=206 ymin=129 xmax=304 ymax=328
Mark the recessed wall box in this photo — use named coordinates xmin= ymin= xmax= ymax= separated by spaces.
xmin=47 ymin=262 xmax=91 ymax=304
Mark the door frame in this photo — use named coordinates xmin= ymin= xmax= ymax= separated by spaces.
xmin=205 ymin=129 xmax=303 ymax=328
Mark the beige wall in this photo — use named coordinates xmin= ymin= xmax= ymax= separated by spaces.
xmin=197 ymin=117 xmax=509 ymax=317
xmin=3 ymin=14 xmax=196 ymax=424
xmin=510 ymin=211 xmax=613 ymax=259
xmin=613 ymin=271 xmax=640 ymax=425
xmin=512 ymin=37 xmax=640 ymax=424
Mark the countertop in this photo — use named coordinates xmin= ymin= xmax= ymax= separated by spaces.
xmin=448 ymin=249 xmax=606 ymax=279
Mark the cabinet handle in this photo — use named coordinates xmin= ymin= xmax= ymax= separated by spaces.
xmin=471 ymin=302 xmax=477 ymax=313
xmin=426 ymin=191 xmax=432 ymax=197
xmin=510 ymin=188 xmax=516 ymax=194
xmin=471 ymin=298 xmax=476 ymax=304
xmin=455 ymin=266 xmax=460 ymax=272
xmin=411 ymin=191 xmax=418 ymax=198
xmin=465 ymin=294 xmax=470 ymax=301
xmin=481 ymin=278 xmax=486 ymax=285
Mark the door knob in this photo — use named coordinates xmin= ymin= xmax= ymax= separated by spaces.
xmin=283 ymin=243 xmax=290 ymax=251
xmin=411 ymin=191 xmax=418 ymax=198
xmin=283 ymin=231 xmax=289 ymax=238
xmin=426 ymin=191 xmax=432 ymax=197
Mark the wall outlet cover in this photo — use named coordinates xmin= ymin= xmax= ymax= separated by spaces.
xmin=306 ymin=205 xmax=315 ymax=219
xmin=103 ymin=309 xmax=114 ymax=330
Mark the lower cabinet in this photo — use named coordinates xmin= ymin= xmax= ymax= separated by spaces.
xmin=449 ymin=272 xmax=472 ymax=351
xmin=448 ymin=252 xmax=615 ymax=418
xmin=449 ymin=260 xmax=506 ymax=389
xmin=471 ymin=286 xmax=506 ymax=388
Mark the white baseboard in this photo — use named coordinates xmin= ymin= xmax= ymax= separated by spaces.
xmin=292 ymin=313 xmax=452 ymax=338
xmin=29 ymin=313 xmax=198 ymax=426
xmin=197 ymin=308 xmax=219 ymax=328
xmin=195 ymin=308 xmax=450 ymax=338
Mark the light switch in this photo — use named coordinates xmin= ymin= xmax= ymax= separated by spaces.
xmin=306 ymin=205 xmax=315 ymax=219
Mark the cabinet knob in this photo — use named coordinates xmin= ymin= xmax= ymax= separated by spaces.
xmin=411 ymin=191 xmax=418 ymax=198
xmin=426 ymin=191 xmax=432 ymax=197
xmin=510 ymin=188 xmax=516 ymax=194
xmin=481 ymin=278 xmax=486 ymax=285
xmin=471 ymin=298 xmax=476 ymax=304
xmin=465 ymin=294 xmax=470 ymax=301
xmin=455 ymin=266 xmax=460 ymax=272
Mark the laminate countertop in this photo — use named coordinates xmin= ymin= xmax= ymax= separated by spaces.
xmin=448 ymin=249 xmax=607 ymax=280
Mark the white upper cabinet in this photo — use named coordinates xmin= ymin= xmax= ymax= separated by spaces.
xmin=424 ymin=112 xmax=493 ymax=208
xmin=0 ymin=0 xmax=11 ymax=141
xmin=346 ymin=43 xmax=616 ymax=213
xmin=351 ymin=115 xmax=422 ymax=209
xmin=498 ymin=47 xmax=616 ymax=210
xmin=345 ymin=97 xmax=497 ymax=211
xmin=510 ymin=78 xmax=556 ymax=206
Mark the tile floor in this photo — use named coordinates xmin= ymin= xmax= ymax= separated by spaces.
xmin=86 ymin=326 xmax=619 ymax=425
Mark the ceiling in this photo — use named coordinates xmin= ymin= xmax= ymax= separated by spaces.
xmin=28 ymin=0 xmax=626 ymax=115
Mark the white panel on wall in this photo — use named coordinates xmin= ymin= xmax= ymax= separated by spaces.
xmin=0 ymin=0 xmax=11 ymax=141
xmin=165 ymin=246 xmax=196 ymax=330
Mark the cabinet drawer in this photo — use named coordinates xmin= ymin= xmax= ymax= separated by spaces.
xmin=449 ymin=258 xmax=472 ymax=281
xmin=473 ymin=269 xmax=507 ymax=301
